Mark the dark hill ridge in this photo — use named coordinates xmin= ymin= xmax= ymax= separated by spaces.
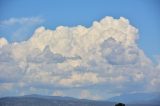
xmin=23 ymin=94 xmax=77 ymax=100
xmin=0 ymin=94 xmax=159 ymax=106
xmin=0 ymin=95 xmax=115 ymax=106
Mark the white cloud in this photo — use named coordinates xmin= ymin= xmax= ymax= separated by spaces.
xmin=0 ymin=16 xmax=159 ymax=99
xmin=80 ymin=90 xmax=101 ymax=100
xmin=0 ymin=17 xmax=44 ymax=26
xmin=59 ymin=72 xmax=104 ymax=87
xmin=0 ymin=37 xmax=8 ymax=47
xmin=0 ymin=83 xmax=13 ymax=91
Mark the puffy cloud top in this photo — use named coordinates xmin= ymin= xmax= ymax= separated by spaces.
xmin=0 ymin=37 xmax=8 ymax=47
xmin=0 ymin=16 xmax=159 ymax=99
xmin=29 ymin=17 xmax=138 ymax=57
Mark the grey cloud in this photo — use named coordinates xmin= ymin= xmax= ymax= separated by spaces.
xmin=0 ymin=63 xmax=24 ymax=83
xmin=101 ymin=37 xmax=139 ymax=65
xmin=0 ymin=50 xmax=14 ymax=63
xmin=27 ymin=46 xmax=66 ymax=63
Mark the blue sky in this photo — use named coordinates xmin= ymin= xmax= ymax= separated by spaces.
xmin=0 ymin=0 xmax=160 ymax=99
xmin=0 ymin=0 xmax=160 ymax=60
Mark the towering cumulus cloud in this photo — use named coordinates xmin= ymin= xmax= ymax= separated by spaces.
xmin=0 ymin=16 xmax=159 ymax=99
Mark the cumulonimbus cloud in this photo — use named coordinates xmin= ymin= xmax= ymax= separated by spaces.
xmin=0 ymin=16 xmax=159 ymax=99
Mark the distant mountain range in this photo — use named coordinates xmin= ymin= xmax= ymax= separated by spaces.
xmin=0 ymin=94 xmax=114 ymax=106
xmin=23 ymin=94 xmax=77 ymax=101
xmin=0 ymin=93 xmax=159 ymax=106
xmin=108 ymin=92 xmax=160 ymax=105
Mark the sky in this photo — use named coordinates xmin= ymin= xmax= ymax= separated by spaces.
xmin=0 ymin=0 xmax=160 ymax=59
xmin=0 ymin=0 xmax=160 ymax=99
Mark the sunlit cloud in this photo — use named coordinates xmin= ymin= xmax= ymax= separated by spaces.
xmin=0 ymin=16 xmax=159 ymax=99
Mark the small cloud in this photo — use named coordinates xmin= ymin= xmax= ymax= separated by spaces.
xmin=0 ymin=37 xmax=8 ymax=47
xmin=80 ymin=90 xmax=101 ymax=100
xmin=0 ymin=83 xmax=13 ymax=91
xmin=52 ymin=90 xmax=64 ymax=96
xmin=0 ymin=17 xmax=44 ymax=26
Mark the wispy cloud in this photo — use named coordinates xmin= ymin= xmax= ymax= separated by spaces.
xmin=0 ymin=17 xmax=44 ymax=26
xmin=0 ymin=17 xmax=44 ymax=42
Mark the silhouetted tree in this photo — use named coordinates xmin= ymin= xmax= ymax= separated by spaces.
xmin=115 ymin=103 xmax=125 ymax=106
